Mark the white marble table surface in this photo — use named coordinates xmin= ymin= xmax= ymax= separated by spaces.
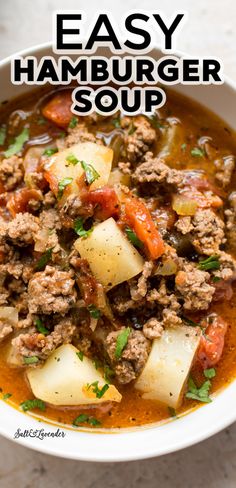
xmin=0 ymin=0 xmax=236 ymax=486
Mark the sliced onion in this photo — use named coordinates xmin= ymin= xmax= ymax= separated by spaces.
xmin=90 ymin=317 xmax=98 ymax=332
xmin=0 ymin=307 xmax=18 ymax=326
xmin=154 ymin=258 xmax=177 ymax=276
xmin=96 ymin=284 xmax=114 ymax=321
xmin=34 ymin=228 xmax=51 ymax=252
xmin=172 ymin=194 xmax=197 ymax=216
xmin=108 ymin=168 xmax=130 ymax=187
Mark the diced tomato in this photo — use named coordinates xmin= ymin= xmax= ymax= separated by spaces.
xmin=197 ymin=314 xmax=228 ymax=368
xmin=72 ymin=258 xmax=98 ymax=305
xmin=184 ymin=174 xmax=225 ymax=198
xmin=212 ymin=279 xmax=233 ymax=302
xmin=7 ymin=188 xmax=42 ymax=217
xmin=42 ymin=91 xmax=73 ymax=128
xmin=82 ymin=186 xmax=120 ymax=220
xmin=124 ymin=195 xmax=165 ymax=259
xmin=44 ymin=170 xmax=59 ymax=195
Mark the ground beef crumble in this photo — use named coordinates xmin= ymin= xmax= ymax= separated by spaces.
xmin=0 ymin=155 xmax=24 ymax=191
xmin=28 ymin=266 xmax=77 ymax=315
xmin=105 ymin=329 xmax=150 ymax=384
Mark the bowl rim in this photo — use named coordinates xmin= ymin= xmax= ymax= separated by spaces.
xmin=0 ymin=41 xmax=236 ymax=462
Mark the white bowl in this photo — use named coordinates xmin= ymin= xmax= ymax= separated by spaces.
xmin=0 ymin=43 xmax=236 ymax=461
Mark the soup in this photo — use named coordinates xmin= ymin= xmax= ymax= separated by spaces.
xmin=0 ymin=86 xmax=236 ymax=430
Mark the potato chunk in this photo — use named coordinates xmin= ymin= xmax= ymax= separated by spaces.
xmin=75 ymin=217 xmax=144 ymax=289
xmin=44 ymin=142 xmax=113 ymax=199
xmin=135 ymin=325 xmax=201 ymax=408
xmin=27 ymin=344 xmax=121 ymax=406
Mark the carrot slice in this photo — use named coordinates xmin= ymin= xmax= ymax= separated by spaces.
xmin=42 ymin=91 xmax=73 ymax=128
xmin=124 ymin=195 xmax=165 ymax=259
xmin=197 ymin=314 xmax=228 ymax=368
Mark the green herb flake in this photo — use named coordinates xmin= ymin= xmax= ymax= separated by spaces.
xmin=35 ymin=318 xmax=49 ymax=336
xmin=104 ymin=365 xmax=115 ymax=383
xmin=74 ymin=218 xmax=93 ymax=239
xmin=212 ymin=276 xmax=221 ymax=283
xmin=93 ymin=358 xmax=103 ymax=370
xmin=43 ymin=148 xmax=58 ymax=157
xmin=4 ymin=128 xmax=29 ymax=158
xmin=66 ymin=154 xmax=79 ymax=166
xmin=23 ymin=356 xmax=39 ymax=365
xmin=87 ymin=304 xmax=101 ymax=319
xmin=149 ymin=113 xmax=165 ymax=129
xmin=198 ymin=255 xmax=220 ymax=271
xmin=181 ymin=143 xmax=187 ymax=152
xmin=204 ymin=368 xmax=216 ymax=379
xmin=186 ymin=376 xmax=212 ymax=403
xmin=79 ymin=160 xmax=100 ymax=186
xmin=168 ymin=406 xmax=177 ymax=418
xmin=112 ymin=117 xmax=121 ymax=128
xmin=128 ymin=122 xmax=136 ymax=135
xmin=115 ymin=327 xmax=131 ymax=359
xmin=73 ymin=414 xmax=101 ymax=427
xmin=0 ymin=126 xmax=6 ymax=145
xmin=68 ymin=116 xmax=78 ymax=129
xmin=3 ymin=393 xmax=12 ymax=400
xmin=37 ymin=116 xmax=47 ymax=126
xmin=20 ymin=398 xmax=46 ymax=412
xmin=58 ymin=177 xmax=73 ymax=199
xmin=182 ymin=316 xmax=199 ymax=327
xmin=191 ymin=147 xmax=205 ymax=158
xmin=35 ymin=247 xmax=53 ymax=271
xmin=76 ymin=351 xmax=84 ymax=361
xmin=87 ymin=381 xmax=109 ymax=399
xmin=125 ymin=227 xmax=143 ymax=249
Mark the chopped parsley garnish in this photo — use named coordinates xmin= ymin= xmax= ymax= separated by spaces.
xmin=125 ymin=227 xmax=143 ymax=249
xmin=186 ymin=376 xmax=212 ymax=403
xmin=37 ymin=116 xmax=46 ymax=126
xmin=168 ymin=406 xmax=177 ymax=418
xmin=58 ymin=177 xmax=73 ymax=199
xmin=35 ymin=318 xmax=49 ymax=336
xmin=181 ymin=143 xmax=187 ymax=152
xmin=182 ymin=316 xmax=199 ymax=327
xmin=20 ymin=398 xmax=46 ymax=412
xmin=0 ymin=125 xmax=6 ymax=145
xmin=212 ymin=276 xmax=221 ymax=283
xmin=73 ymin=414 xmax=101 ymax=427
xmin=191 ymin=147 xmax=205 ymax=158
xmin=68 ymin=116 xmax=78 ymax=129
xmin=3 ymin=393 xmax=12 ymax=400
xmin=74 ymin=218 xmax=93 ymax=238
xmin=87 ymin=304 xmax=101 ymax=319
xmin=115 ymin=327 xmax=131 ymax=359
xmin=204 ymin=368 xmax=216 ymax=379
xmin=87 ymin=381 xmax=109 ymax=399
xmin=104 ymin=365 xmax=115 ymax=383
xmin=23 ymin=356 xmax=39 ymax=365
xmin=148 ymin=113 xmax=165 ymax=129
xmin=35 ymin=247 xmax=53 ymax=271
xmin=66 ymin=154 xmax=79 ymax=166
xmin=93 ymin=358 xmax=103 ymax=370
xmin=112 ymin=117 xmax=121 ymax=128
xmin=76 ymin=351 xmax=84 ymax=361
xmin=128 ymin=122 xmax=136 ymax=135
xmin=43 ymin=148 xmax=58 ymax=157
xmin=198 ymin=255 xmax=220 ymax=271
xmin=80 ymin=160 xmax=100 ymax=185
xmin=4 ymin=128 xmax=29 ymax=158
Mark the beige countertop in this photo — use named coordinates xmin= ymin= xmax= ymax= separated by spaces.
xmin=0 ymin=0 xmax=236 ymax=486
